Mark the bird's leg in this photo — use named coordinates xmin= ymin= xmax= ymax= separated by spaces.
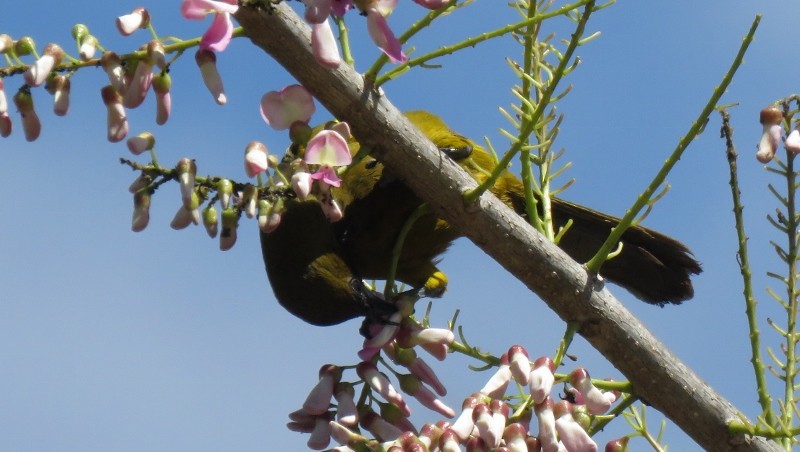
xmin=350 ymin=278 xmax=400 ymax=338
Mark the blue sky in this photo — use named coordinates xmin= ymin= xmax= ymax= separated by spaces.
xmin=1 ymin=1 xmax=798 ymax=450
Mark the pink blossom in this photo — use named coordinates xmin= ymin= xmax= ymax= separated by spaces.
xmin=502 ymin=423 xmax=529 ymax=452
xmin=534 ymin=398 xmax=559 ymax=452
xmin=397 ymin=373 xmax=455 ymax=418
xmin=244 ymin=141 xmax=269 ymax=178
xmin=358 ymin=310 xmax=402 ymax=361
xmin=308 ymin=415 xmax=332 ymax=450
xmin=553 ymin=401 xmax=597 ymax=452
xmin=24 ymin=43 xmax=64 ymax=87
xmin=117 ymin=7 xmax=150 ymax=36
xmin=13 ymin=89 xmax=41 ymax=142
xmin=303 ymin=364 xmax=341 ymax=415
xmin=101 ymin=52 xmax=126 ymax=93
xmin=359 ymin=408 xmax=403 ymax=442
xmin=311 ymin=20 xmax=341 ymax=68
xmin=529 ymin=356 xmax=555 ymax=404
xmin=127 ymin=131 xmax=156 ymax=155
xmin=46 ymin=75 xmax=70 ymax=116
xmin=195 ymin=49 xmax=227 ymax=105
xmin=304 ymin=0 xmax=332 ymax=24
xmin=418 ymin=422 xmax=447 ymax=449
xmin=508 ymin=345 xmax=531 ymax=386
xmin=260 ymin=84 xmax=316 ymax=130
xmin=366 ymin=7 xmax=407 ymax=63
xmin=356 ymin=362 xmax=407 ymax=412
xmin=757 ymin=106 xmax=783 ymax=163
xmin=569 ymin=368 xmax=614 ymax=415
xmin=333 ymin=382 xmax=358 ymax=427
xmin=384 ymin=344 xmax=446 ymax=396
xmin=786 ymin=127 xmax=800 ymax=155
xmin=414 ymin=0 xmax=449 ymax=9
xmin=242 ymin=185 xmax=258 ymax=218
xmin=123 ymin=47 xmax=157 ymax=109
xmin=181 ymin=0 xmax=239 ymax=51
xmin=171 ymin=203 xmax=200 ymax=230
xmin=450 ymin=396 xmax=479 ymax=441
xmin=291 ymin=170 xmax=313 ymax=200
xmin=479 ymin=360 xmax=511 ymax=400
xmin=439 ymin=429 xmax=462 ymax=452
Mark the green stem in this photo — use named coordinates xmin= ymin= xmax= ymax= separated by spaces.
xmin=384 ymin=203 xmax=430 ymax=299
xmin=463 ymin=1 xmax=594 ymax=206
xmin=585 ymin=15 xmax=762 ymax=272
xmin=780 ymin=149 xmax=798 ymax=450
xmin=718 ymin=108 xmax=773 ymax=424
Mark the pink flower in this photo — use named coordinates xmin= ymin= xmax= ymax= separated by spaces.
xmin=291 ymin=170 xmax=313 ymax=200
xmin=333 ymin=382 xmax=358 ymax=427
xmin=534 ymin=397 xmax=559 ymax=452
xmin=303 ymin=364 xmax=342 ymax=415
xmin=397 ymin=373 xmax=455 ymax=418
xmin=331 ymin=0 xmax=353 ymax=16
xmin=366 ymin=6 xmax=407 ymax=63
xmin=258 ymin=199 xmax=282 ymax=233
xmin=305 ymin=129 xmax=352 ymax=186
xmin=117 ymin=7 xmax=150 ymax=36
xmin=529 ymin=356 xmax=555 ymax=404
xmin=502 ymin=423 xmax=529 ymax=452
xmin=242 ymin=185 xmax=258 ymax=218
xmin=0 ymin=78 xmax=7 ymax=114
xmin=181 ymin=0 xmax=238 ymax=51
xmin=786 ymin=126 xmax=800 ymax=155
xmin=553 ymin=401 xmax=597 ymax=452
xmin=508 ymin=345 xmax=531 ymax=386
xmin=359 ymin=408 xmax=403 ymax=442
xmin=127 ymin=131 xmax=156 ymax=155
xmin=101 ymin=52 xmax=126 ymax=93
xmin=384 ymin=344 xmax=447 ymax=397
xmin=181 ymin=0 xmax=239 ymax=51
xmin=311 ymin=20 xmax=341 ymax=68
xmin=569 ymin=368 xmax=614 ymax=415
xmin=757 ymin=106 xmax=783 ymax=163
xmin=439 ymin=429 xmax=462 ymax=452
xmin=45 ymin=75 xmax=70 ymax=116
xmin=123 ymin=44 xmax=159 ymax=109
xmin=244 ymin=141 xmax=269 ymax=178
xmin=413 ymin=0 xmax=449 ymax=9
xmin=24 ymin=43 xmax=63 ymax=87
xmin=13 ymin=89 xmax=41 ymax=142
xmin=356 ymin=362 xmax=407 ymax=412
xmin=260 ymin=84 xmax=316 ymax=130
xmin=450 ymin=396 xmax=479 ymax=441
xmin=479 ymin=360 xmax=511 ymax=400
xmin=195 ymin=49 xmax=227 ymax=105
xmin=304 ymin=0 xmax=332 ymax=24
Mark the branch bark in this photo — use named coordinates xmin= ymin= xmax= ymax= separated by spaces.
xmin=234 ymin=3 xmax=780 ymax=450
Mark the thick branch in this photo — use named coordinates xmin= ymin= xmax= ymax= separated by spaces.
xmin=234 ymin=4 xmax=779 ymax=450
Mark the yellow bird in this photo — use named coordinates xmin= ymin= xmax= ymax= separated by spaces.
xmin=260 ymin=111 xmax=701 ymax=326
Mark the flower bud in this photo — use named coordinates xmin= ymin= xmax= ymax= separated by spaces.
xmin=127 ymin=131 xmax=156 ymax=155
xmin=216 ymin=179 xmax=233 ymax=209
xmin=132 ymin=190 xmax=151 ymax=232
xmin=25 ymin=43 xmax=63 ymax=87
xmin=117 ymin=7 xmax=150 ymax=36
xmin=13 ymin=89 xmax=41 ymax=142
xmin=202 ymin=204 xmax=219 ymax=238
xmin=219 ymin=207 xmax=239 ymax=251
xmin=195 ymin=49 xmax=226 ymax=105
xmin=152 ymin=71 xmax=171 ymax=125
xmin=101 ymin=85 xmax=128 ymax=142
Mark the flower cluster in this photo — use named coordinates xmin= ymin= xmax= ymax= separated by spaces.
xmin=125 ymin=82 xmax=357 ymax=251
xmin=301 ymin=0 xmax=449 ymax=68
xmin=289 ymin=317 xmax=624 ymax=452
xmin=0 ymin=4 xmax=240 ymax=143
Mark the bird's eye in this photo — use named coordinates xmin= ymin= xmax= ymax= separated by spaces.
xmin=440 ymin=143 xmax=473 ymax=160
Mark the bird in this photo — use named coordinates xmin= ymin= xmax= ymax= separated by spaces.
xmin=260 ymin=111 xmax=702 ymax=327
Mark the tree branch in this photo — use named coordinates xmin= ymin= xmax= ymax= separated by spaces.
xmin=234 ymin=4 xmax=780 ymax=450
